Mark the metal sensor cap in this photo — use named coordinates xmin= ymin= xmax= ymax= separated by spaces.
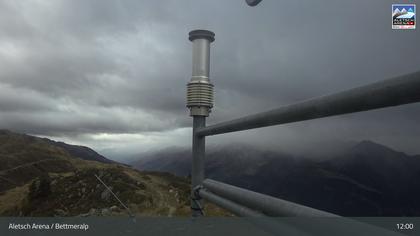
xmin=189 ymin=30 xmax=215 ymax=42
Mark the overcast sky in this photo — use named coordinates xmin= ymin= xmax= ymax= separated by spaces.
xmin=0 ymin=0 xmax=419 ymax=159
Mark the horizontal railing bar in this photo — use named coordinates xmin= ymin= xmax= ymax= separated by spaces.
xmin=199 ymin=189 xmax=264 ymax=217
xmin=197 ymin=70 xmax=420 ymax=136
xmin=200 ymin=189 xmax=313 ymax=235
xmin=203 ymin=179 xmax=339 ymax=217
xmin=201 ymin=190 xmax=401 ymax=236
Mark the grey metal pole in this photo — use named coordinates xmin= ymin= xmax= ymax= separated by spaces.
xmin=203 ymin=179 xmax=338 ymax=217
xmin=187 ymin=29 xmax=215 ymax=217
xmin=191 ymin=116 xmax=206 ymax=216
xmin=200 ymin=189 xmax=313 ymax=236
xmin=200 ymin=189 xmax=401 ymax=236
xmin=197 ymin=70 xmax=420 ymax=137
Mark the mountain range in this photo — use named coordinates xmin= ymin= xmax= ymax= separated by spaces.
xmin=132 ymin=141 xmax=420 ymax=216
xmin=2 ymin=128 xmax=419 ymax=217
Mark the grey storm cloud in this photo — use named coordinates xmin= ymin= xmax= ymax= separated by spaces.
xmin=0 ymin=0 xmax=419 ymax=156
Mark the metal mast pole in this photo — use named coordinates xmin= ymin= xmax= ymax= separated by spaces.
xmin=186 ymin=29 xmax=215 ymax=217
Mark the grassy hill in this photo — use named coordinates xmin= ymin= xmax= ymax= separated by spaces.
xmin=0 ymin=130 xmax=228 ymax=217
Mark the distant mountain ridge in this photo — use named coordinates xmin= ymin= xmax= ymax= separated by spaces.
xmin=131 ymin=141 xmax=420 ymax=216
xmin=42 ymin=138 xmax=115 ymax=164
xmin=0 ymin=129 xmax=114 ymax=164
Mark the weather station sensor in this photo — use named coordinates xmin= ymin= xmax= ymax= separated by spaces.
xmin=186 ymin=30 xmax=215 ymax=117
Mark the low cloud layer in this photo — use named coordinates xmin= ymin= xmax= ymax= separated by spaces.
xmin=1 ymin=0 xmax=419 ymax=158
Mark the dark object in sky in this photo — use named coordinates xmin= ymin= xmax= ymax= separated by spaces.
xmin=246 ymin=0 xmax=262 ymax=6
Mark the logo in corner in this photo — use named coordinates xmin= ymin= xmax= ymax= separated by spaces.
xmin=392 ymin=4 xmax=416 ymax=29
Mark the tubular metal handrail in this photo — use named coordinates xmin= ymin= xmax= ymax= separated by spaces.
xmin=202 ymin=179 xmax=338 ymax=217
xmin=197 ymin=70 xmax=420 ymax=137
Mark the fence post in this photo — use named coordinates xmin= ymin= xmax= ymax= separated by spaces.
xmin=186 ymin=29 xmax=215 ymax=216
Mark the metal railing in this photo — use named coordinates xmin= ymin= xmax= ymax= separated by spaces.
xmin=185 ymin=29 xmax=420 ymax=218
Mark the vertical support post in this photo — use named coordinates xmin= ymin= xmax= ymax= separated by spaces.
xmin=186 ymin=29 xmax=215 ymax=217
xmin=191 ymin=116 xmax=206 ymax=217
